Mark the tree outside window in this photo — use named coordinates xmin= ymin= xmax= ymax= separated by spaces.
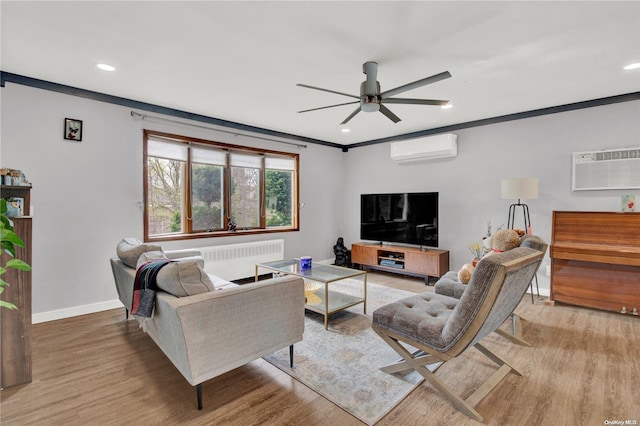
xmin=144 ymin=130 xmax=298 ymax=241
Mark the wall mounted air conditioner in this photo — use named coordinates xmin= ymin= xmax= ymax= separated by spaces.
xmin=390 ymin=133 xmax=457 ymax=164
xmin=572 ymin=147 xmax=640 ymax=191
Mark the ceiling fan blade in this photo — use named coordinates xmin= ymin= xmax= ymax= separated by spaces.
xmin=382 ymin=98 xmax=449 ymax=106
xmin=380 ymin=71 xmax=451 ymax=99
xmin=379 ymin=105 xmax=401 ymax=123
xmin=297 ymin=101 xmax=359 ymax=113
xmin=296 ymin=84 xmax=359 ymax=99
xmin=363 ymin=61 xmax=378 ymax=96
xmin=341 ymin=107 xmax=361 ymax=125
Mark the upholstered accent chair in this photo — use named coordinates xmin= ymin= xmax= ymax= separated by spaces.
xmin=372 ymin=247 xmax=544 ymax=422
xmin=434 ymin=234 xmax=548 ymax=346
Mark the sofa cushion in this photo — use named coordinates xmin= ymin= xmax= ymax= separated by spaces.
xmin=156 ymin=261 xmax=215 ymax=297
xmin=117 ymin=237 xmax=163 ymax=268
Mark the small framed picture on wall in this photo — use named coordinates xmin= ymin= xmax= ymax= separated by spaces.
xmin=64 ymin=118 xmax=83 ymax=141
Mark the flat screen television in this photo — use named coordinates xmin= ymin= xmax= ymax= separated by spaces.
xmin=360 ymin=192 xmax=438 ymax=247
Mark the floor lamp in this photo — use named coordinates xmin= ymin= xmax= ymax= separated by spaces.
xmin=501 ymin=177 xmax=540 ymax=302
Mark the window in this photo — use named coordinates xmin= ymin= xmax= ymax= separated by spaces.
xmin=144 ymin=130 xmax=299 ymax=241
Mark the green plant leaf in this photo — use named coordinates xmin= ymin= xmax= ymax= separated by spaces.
xmin=1 ymin=229 xmax=25 ymax=247
xmin=2 ymin=244 xmax=16 ymax=258
xmin=0 ymin=300 xmax=17 ymax=310
xmin=5 ymin=259 xmax=31 ymax=271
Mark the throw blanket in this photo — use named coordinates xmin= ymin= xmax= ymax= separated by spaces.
xmin=131 ymin=259 xmax=172 ymax=318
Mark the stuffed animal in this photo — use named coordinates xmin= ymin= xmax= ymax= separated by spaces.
xmin=486 ymin=229 xmax=520 ymax=256
xmin=457 ymin=263 xmax=476 ymax=284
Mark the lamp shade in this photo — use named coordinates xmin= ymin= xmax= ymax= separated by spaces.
xmin=501 ymin=178 xmax=539 ymax=200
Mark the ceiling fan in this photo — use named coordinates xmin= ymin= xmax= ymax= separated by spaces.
xmin=297 ymin=61 xmax=451 ymax=125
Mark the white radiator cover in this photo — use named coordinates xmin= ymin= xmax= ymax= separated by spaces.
xmin=572 ymin=147 xmax=640 ymax=191
xmin=199 ymin=239 xmax=284 ymax=281
xmin=390 ymin=133 xmax=457 ymax=164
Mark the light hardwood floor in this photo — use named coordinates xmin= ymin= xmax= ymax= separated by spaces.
xmin=1 ymin=272 xmax=639 ymax=425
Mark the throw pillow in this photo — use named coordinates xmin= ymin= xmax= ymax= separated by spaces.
xmin=135 ymin=250 xmax=168 ymax=270
xmin=156 ymin=261 xmax=215 ymax=297
xmin=116 ymin=237 xmax=163 ymax=268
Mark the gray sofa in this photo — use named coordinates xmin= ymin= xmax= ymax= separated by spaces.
xmin=110 ymin=242 xmax=305 ymax=409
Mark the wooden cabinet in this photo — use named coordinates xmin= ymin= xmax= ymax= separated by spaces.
xmin=0 ymin=217 xmax=32 ymax=388
xmin=550 ymin=211 xmax=640 ymax=315
xmin=1 ymin=185 xmax=32 ymax=388
xmin=351 ymin=243 xmax=449 ymax=284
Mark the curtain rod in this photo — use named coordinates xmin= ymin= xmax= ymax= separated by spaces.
xmin=130 ymin=110 xmax=307 ymax=149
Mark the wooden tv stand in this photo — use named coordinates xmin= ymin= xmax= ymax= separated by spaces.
xmin=351 ymin=243 xmax=449 ymax=284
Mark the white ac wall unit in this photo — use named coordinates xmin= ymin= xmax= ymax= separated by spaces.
xmin=572 ymin=147 xmax=640 ymax=191
xmin=390 ymin=133 xmax=457 ymax=164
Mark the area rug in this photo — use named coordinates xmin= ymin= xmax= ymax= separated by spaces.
xmin=263 ymin=280 xmax=424 ymax=425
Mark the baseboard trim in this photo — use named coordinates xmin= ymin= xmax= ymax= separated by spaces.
xmin=33 ymin=299 xmax=123 ymax=324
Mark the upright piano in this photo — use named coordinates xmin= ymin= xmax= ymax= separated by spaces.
xmin=550 ymin=211 xmax=640 ymax=314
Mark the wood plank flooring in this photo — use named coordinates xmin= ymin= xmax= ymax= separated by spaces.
xmin=1 ymin=271 xmax=639 ymax=425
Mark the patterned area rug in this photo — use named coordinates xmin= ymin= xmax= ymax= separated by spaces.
xmin=263 ymin=280 xmax=424 ymax=425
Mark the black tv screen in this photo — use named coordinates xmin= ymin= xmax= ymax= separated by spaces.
xmin=360 ymin=192 xmax=438 ymax=247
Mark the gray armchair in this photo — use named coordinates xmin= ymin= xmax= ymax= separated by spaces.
xmin=372 ymin=247 xmax=544 ymax=422
xmin=434 ymin=235 xmax=548 ymax=346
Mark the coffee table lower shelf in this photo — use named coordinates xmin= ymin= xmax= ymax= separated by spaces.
xmin=255 ymin=260 xmax=367 ymax=330
xmin=304 ymin=289 xmax=365 ymax=329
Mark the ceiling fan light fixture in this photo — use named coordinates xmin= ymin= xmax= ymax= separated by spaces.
xmin=362 ymin=103 xmax=380 ymax=113
xmin=624 ymin=62 xmax=640 ymax=70
xmin=441 ymin=103 xmax=453 ymax=109
xmin=361 ymin=94 xmax=380 ymax=112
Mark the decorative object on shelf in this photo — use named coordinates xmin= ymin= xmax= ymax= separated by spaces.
xmin=501 ymin=177 xmax=539 ymax=234
xmin=304 ymin=281 xmax=321 ymax=293
xmin=621 ymin=194 xmax=635 ymax=212
xmin=0 ymin=168 xmax=29 ymax=187
xmin=5 ymin=198 xmax=22 ymax=217
xmin=303 ymin=281 xmax=322 ymax=305
xmin=64 ymin=117 xmax=83 ymax=141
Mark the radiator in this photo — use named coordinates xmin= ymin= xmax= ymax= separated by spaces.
xmin=199 ymin=239 xmax=284 ymax=281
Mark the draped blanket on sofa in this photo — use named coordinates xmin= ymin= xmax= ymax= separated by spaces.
xmin=131 ymin=259 xmax=172 ymax=318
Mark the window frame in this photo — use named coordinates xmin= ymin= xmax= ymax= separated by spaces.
xmin=143 ymin=129 xmax=299 ymax=242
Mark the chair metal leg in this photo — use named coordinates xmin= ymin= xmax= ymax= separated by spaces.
xmin=530 ymin=274 xmax=540 ymax=303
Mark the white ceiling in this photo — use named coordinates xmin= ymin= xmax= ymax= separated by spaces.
xmin=2 ymin=1 xmax=639 ymax=146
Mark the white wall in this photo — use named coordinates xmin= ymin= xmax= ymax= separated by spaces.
xmin=1 ymin=83 xmax=345 ymax=320
xmin=343 ymin=100 xmax=640 ymax=295
xmin=2 ymin=81 xmax=638 ymax=320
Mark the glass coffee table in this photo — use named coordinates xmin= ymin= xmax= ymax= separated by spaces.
xmin=255 ymin=260 xmax=367 ymax=330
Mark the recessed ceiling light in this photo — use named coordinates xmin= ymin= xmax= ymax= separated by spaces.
xmin=341 ymin=128 xmax=351 ymax=133
xmin=441 ymin=104 xmax=453 ymax=110
xmin=96 ymin=63 xmax=116 ymax=71
xmin=624 ymin=62 xmax=640 ymax=70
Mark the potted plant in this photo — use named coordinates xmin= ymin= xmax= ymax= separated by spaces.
xmin=1 ymin=198 xmax=31 ymax=309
